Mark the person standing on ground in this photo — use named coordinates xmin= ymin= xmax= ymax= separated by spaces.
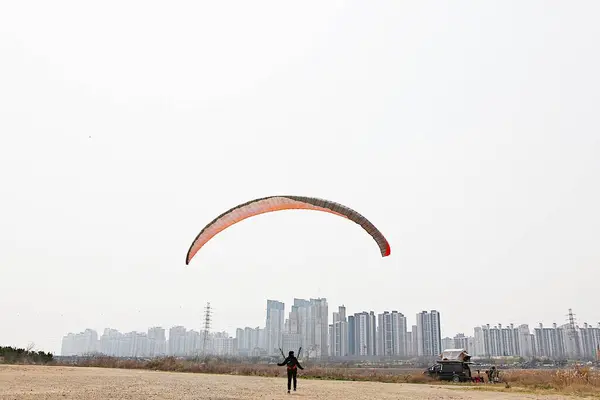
xmin=278 ymin=350 xmax=304 ymax=393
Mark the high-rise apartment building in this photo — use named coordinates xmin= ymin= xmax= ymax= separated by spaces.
xmin=410 ymin=325 xmax=418 ymax=357
xmin=291 ymin=298 xmax=311 ymax=352
xmin=368 ymin=311 xmax=376 ymax=355
xmin=377 ymin=312 xmax=393 ymax=356
xmin=282 ymin=302 xmax=303 ymax=354
xmin=472 ymin=319 xmax=600 ymax=360
xmin=476 ymin=323 xmax=528 ymax=357
xmin=168 ymin=326 xmax=187 ymax=356
xmin=347 ymin=315 xmax=356 ymax=356
xmin=579 ymin=323 xmax=600 ymax=360
xmin=442 ymin=337 xmax=454 ymax=351
xmin=288 ymin=298 xmax=328 ymax=359
xmin=453 ymin=333 xmax=471 ymax=353
xmin=147 ymin=327 xmax=167 ymax=357
xmin=236 ymin=326 xmax=265 ymax=356
xmin=416 ymin=310 xmax=441 ymax=357
xmin=473 ymin=326 xmax=485 ymax=357
xmin=235 ymin=328 xmax=245 ymax=352
xmin=309 ymin=298 xmax=329 ymax=358
xmin=391 ymin=311 xmax=408 ymax=357
xmin=330 ymin=305 xmax=348 ymax=357
xmin=282 ymin=331 xmax=302 ymax=354
xmin=63 ymin=326 xmax=235 ymax=358
xmin=534 ymin=323 xmax=566 ymax=359
xmin=99 ymin=328 xmax=122 ymax=356
xmin=517 ymin=324 xmax=533 ymax=357
xmin=184 ymin=330 xmax=201 ymax=356
xmin=473 ymin=323 xmax=535 ymax=358
xmin=61 ymin=329 xmax=99 ymax=356
xmin=266 ymin=300 xmax=285 ymax=355
xmin=212 ymin=331 xmax=235 ymax=356
xmin=353 ymin=311 xmax=376 ymax=356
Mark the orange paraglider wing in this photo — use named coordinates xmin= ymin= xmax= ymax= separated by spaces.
xmin=185 ymin=195 xmax=390 ymax=265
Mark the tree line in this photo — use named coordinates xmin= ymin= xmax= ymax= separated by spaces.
xmin=0 ymin=346 xmax=54 ymax=364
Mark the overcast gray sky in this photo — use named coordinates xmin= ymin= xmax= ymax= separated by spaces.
xmin=1 ymin=1 xmax=599 ymax=354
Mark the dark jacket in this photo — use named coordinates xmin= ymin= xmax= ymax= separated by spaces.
xmin=278 ymin=355 xmax=304 ymax=370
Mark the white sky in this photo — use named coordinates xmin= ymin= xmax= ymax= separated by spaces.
xmin=1 ymin=0 xmax=599 ymax=354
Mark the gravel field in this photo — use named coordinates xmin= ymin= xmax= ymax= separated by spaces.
xmin=0 ymin=365 xmax=575 ymax=399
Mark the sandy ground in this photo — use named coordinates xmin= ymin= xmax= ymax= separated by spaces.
xmin=0 ymin=364 xmax=575 ymax=400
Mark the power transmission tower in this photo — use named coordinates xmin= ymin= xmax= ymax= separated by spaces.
xmin=202 ymin=302 xmax=212 ymax=357
xmin=566 ymin=308 xmax=581 ymax=359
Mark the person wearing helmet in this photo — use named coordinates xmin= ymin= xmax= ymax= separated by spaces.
xmin=278 ymin=350 xmax=304 ymax=393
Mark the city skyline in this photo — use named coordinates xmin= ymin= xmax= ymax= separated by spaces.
xmin=56 ymin=300 xmax=600 ymax=348
xmin=60 ymin=299 xmax=600 ymax=361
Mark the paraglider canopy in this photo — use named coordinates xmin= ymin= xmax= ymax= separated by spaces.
xmin=185 ymin=195 xmax=390 ymax=265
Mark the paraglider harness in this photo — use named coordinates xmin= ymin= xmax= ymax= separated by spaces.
xmin=279 ymin=347 xmax=302 ymax=370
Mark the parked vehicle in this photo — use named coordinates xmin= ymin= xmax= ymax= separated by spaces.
xmin=424 ymin=359 xmax=473 ymax=382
